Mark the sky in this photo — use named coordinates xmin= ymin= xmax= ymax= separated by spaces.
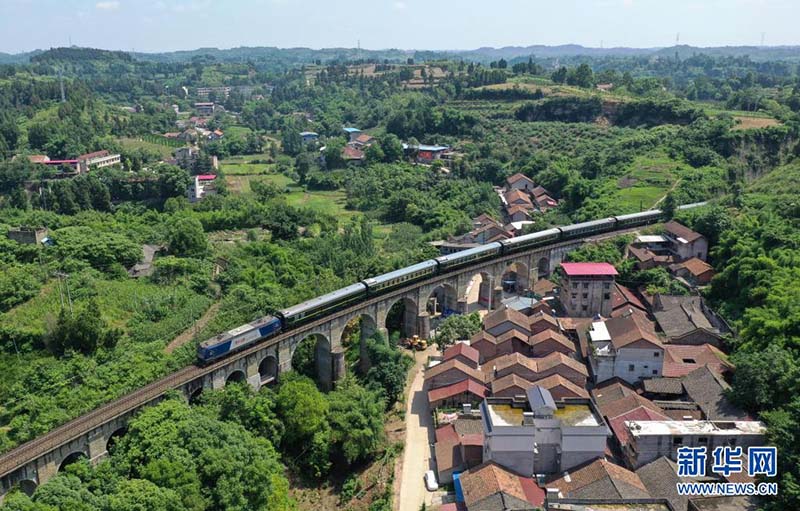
xmin=1 ymin=0 xmax=799 ymax=54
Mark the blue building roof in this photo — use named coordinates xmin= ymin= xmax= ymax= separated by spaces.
xmin=343 ymin=127 xmax=361 ymax=133
xmin=454 ymin=472 xmax=464 ymax=502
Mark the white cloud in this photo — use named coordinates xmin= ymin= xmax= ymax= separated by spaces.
xmin=393 ymin=1 xmax=407 ymax=10
xmin=96 ymin=1 xmax=120 ymax=10
xmin=622 ymin=0 xmax=634 ymax=7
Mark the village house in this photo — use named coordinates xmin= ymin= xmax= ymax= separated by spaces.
xmin=489 ymin=352 xmax=589 ymax=387
xmin=559 ymin=262 xmax=618 ymax=318
xmin=530 ymin=329 xmax=576 ymax=357
xmin=434 ymin=419 xmax=485 ymax=485
xmin=663 ymin=221 xmax=708 ymax=262
xmin=651 ymin=294 xmax=725 ymax=348
xmin=425 ymin=359 xmax=486 ymax=390
xmin=504 ymin=189 xmax=534 ymax=209
xmin=483 ymin=307 xmax=532 ymax=338
xmin=428 ymin=379 xmax=488 ymax=410
xmin=480 ymin=386 xmax=609 ymax=476
xmin=350 ymin=133 xmax=375 ymax=148
xmin=669 ymin=257 xmax=715 ymax=286
xmin=545 ymin=458 xmax=651 ymax=500
xmin=342 ymin=127 xmax=361 ymax=142
xmin=661 ymin=344 xmax=732 ymax=378
xmin=588 ymin=311 xmax=664 ymax=384
xmin=7 ymin=227 xmax=48 ymax=245
xmin=77 ymin=150 xmax=121 ymax=172
xmin=412 ymin=143 xmax=450 ymax=163
xmin=188 ymin=174 xmax=218 ymax=203
xmin=622 ymin=419 xmax=767 ymax=469
xmin=447 ymin=462 xmax=544 ymax=511
xmin=442 ymin=343 xmax=481 ymax=369
xmin=505 ymin=172 xmax=536 ymax=192
xmin=299 ymin=131 xmax=318 ymax=144
xmin=194 ymin=102 xmax=215 ymax=116
xmin=342 ymin=145 xmax=365 ymax=165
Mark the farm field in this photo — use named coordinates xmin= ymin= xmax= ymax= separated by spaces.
xmin=119 ymin=137 xmax=178 ymax=159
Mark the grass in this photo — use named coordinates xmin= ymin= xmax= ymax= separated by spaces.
xmin=0 ymin=277 xmax=211 ymax=344
xmin=220 ymin=162 xmax=275 ymax=175
xmin=224 ymin=125 xmax=252 ymax=139
xmin=614 ymin=153 xmax=686 ymax=210
xmin=285 ymin=189 xmax=360 ymax=220
xmin=225 ymin=173 xmax=296 ymax=194
xmin=119 ymin=137 xmax=177 ymax=159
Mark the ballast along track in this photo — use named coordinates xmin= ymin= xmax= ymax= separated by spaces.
xmin=0 ymin=206 xmax=706 ymax=479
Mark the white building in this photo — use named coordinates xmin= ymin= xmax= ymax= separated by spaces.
xmin=589 ymin=311 xmax=664 ymax=384
xmin=188 ymin=174 xmax=218 ymax=203
xmin=480 ymin=386 xmax=609 ymax=476
xmin=78 ymin=150 xmax=122 ymax=173
xmin=624 ymin=420 xmax=767 ymax=469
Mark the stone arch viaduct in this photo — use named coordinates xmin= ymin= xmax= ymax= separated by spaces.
xmin=0 ymin=233 xmax=601 ymax=500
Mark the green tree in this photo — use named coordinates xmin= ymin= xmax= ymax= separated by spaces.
xmin=328 ymin=377 xmax=386 ymax=465
xmin=165 ymin=216 xmax=209 ymax=258
xmin=433 ymin=313 xmax=482 ymax=349
xmin=380 ymin=134 xmax=404 ymax=163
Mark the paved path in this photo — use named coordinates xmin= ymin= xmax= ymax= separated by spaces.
xmin=396 ymin=347 xmax=438 ymax=511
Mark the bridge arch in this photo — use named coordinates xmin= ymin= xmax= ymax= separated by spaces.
xmin=258 ymin=355 xmax=278 ymax=385
xmin=291 ymin=332 xmax=334 ymax=390
xmin=188 ymin=387 xmax=203 ymax=405
xmin=106 ymin=427 xmax=127 ymax=454
xmin=537 ymin=256 xmax=550 ymax=279
xmin=226 ymin=370 xmax=246 ymax=385
xmin=385 ymin=296 xmax=418 ymax=339
xmin=501 ymin=261 xmax=529 ymax=294
xmin=18 ymin=479 xmax=37 ymax=497
xmin=425 ymin=282 xmax=458 ymax=317
xmin=58 ymin=451 xmax=87 ymax=472
xmin=462 ymin=270 xmax=495 ymax=312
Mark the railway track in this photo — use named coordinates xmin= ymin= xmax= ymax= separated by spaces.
xmin=0 ymin=226 xmax=649 ymax=480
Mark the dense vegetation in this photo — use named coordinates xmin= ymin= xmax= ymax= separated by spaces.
xmin=1 ymin=44 xmax=800 ymax=508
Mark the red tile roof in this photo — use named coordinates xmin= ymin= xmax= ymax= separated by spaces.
xmin=664 ymin=221 xmax=704 ymax=243
xmin=612 ymin=283 xmax=647 ymax=313
xmin=662 ymin=344 xmax=732 ymax=378
xmin=427 ymin=379 xmax=488 ymax=405
xmin=560 ymin=262 xmax=619 ymax=277
xmin=609 ymin=406 xmax=671 ymax=447
xmin=605 ymin=311 xmax=663 ymax=350
xmin=675 ymin=257 xmax=714 ymax=277
xmin=443 ymin=343 xmax=480 ymax=364
xmin=460 ymin=462 xmax=544 ymax=508
xmin=78 ymin=150 xmax=109 ymax=161
xmin=435 ymin=423 xmax=459 ymax=444
xmin=342 ymin=145 xmax=364 ymax=160
xmin=197 ymin=174 xmax=218 ymax=181
xmin=506 ymin=172 xmax=534 ymax=185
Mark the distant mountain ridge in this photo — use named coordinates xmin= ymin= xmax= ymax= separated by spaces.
xmin=3 ymin=44 xmax=800 ymax=65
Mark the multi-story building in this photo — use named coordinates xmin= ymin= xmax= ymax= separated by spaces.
xmin=78 ymin=150 xmax=122 ymax=173
xmin=194 ymin=102 xmax=215 ymax=116
xmin=559 ymin=262 xmax=617 ymax=317
xmin=188 ymin=174 xmax=218 ymax=203
xmin=663 ymin=221 xmax=708 ymax=262
xmin=589 ymin=311 xmax=664 ymax=384
xmin=480 ymin=386 xmax=609 ymax=476
xmin=623 ymin=420 xmax=767 ymax=469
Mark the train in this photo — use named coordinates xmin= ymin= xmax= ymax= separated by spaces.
xmin=196 ymin=203 xmax=707 ymax=364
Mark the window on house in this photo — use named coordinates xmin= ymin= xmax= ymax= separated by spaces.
xmin=583 ymin=283 xmax=589 ymax=289
xmin=581 ymin=305 xmax=588 ymax=311
xmin=698 ymin=437 xmax=708 ymax=444
xmin=628 ymin=364 xmax=635 ymax=372
xmin=673 ymin=437 xmax=684 ymax=445
xmin=603 ymin=293 xmax=610 ymax=300
xmin=682 ymin=358 xmax=696 ymax=364
xmin=652 ymin=369 xmax=658 ymax=375
xmin=654 ymin=352 xmax=660 ymax=358
xmin=571 ymin=293 xmax=577 ymax=299
xmin=572 ymin=282 xmax=578 ymax=289
xmin=603 ymin=282 xmax=611 ymax=289
xmin=582 ymin=293 xmax=588 ymax=299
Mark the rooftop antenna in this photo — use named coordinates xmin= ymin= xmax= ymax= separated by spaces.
xmin=760 ymin=32 xmax=766 ymax=47
xmin=676 ymin=32 xmax=680 ymax=45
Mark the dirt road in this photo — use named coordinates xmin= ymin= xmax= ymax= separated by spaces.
xmin=164 ymin=301 xmax=221 ymax=354
xmin=396 ymin=346 xmax=438 ymax=511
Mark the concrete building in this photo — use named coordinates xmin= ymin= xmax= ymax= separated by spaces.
xmin=588 ymin=311 xmax=664 ymax=384
xmin=194 ymin=102 xmax=215 ymax=116
xmin=77 ymin=150 xmax=121 ymax=173
xmin=7 ymin=227 xmax=48 ymax=245
xmin=343 ymin=127 xmax=361 ymax=142
xmin=299 ymin=131 xmax=319 ymax=144
xmin=480 ymin=386 xmax=609 ymax=476
xmin=175 ymin=146 xmax=199 ymax=170
xmin=663 ymin=221 xmax=708 ymax=262
xmin=559 ymin=262 xmax=617 ymax=318
xmin=622 ymin=420 xmax=767 ymax=469
xmin=188 ymin=174 xmax=218 ymax=203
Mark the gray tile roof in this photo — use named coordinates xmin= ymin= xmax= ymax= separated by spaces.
xmin=682 ymin=367 xmax=748 ymax=421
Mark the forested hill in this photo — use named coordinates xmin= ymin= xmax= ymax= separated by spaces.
xmin=4 ymin=44 xmax=800 ymax=66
